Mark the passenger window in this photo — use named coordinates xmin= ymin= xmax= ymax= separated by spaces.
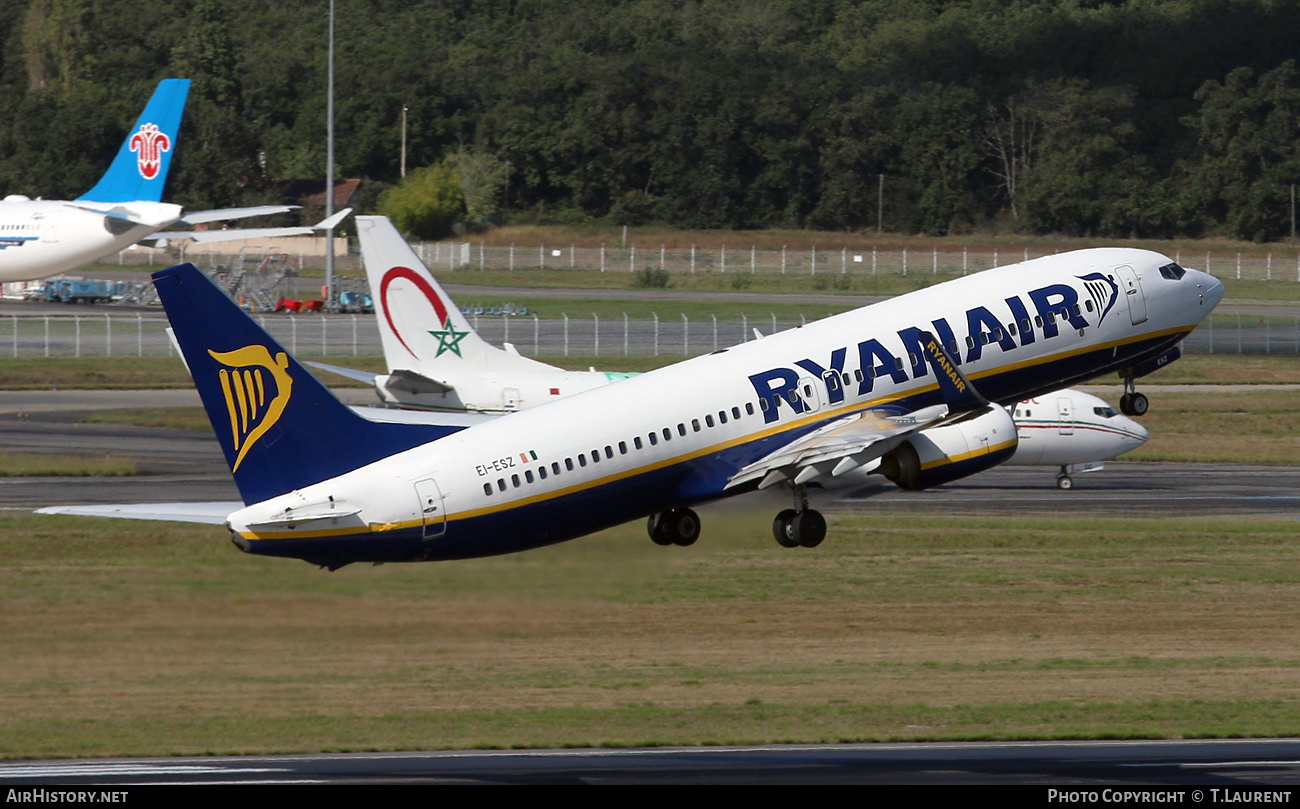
xmin=705 ymin=415 xmax=714 ymax=428
xmin=511 ymin=474 xmax=520 ymax=487
xmin=605 ymin=445 xmax=613 ymax=459
xmin=677 ymin=423 xmax=686 ymax=436
xmin=497 ymin=479 xmax=506 ymax=492
xmin=719 ymin=410 xmax=728 ymax=423
xmin=692 ymin=419 xmax=701 ymax=432
xmin=649 ymin=432 xmax=658 ymax=446
xmin=552 ymin=462 xmax=561 ymax=475
xmin=539 ymin=466 xmax=548 ymax=480
xmin=591 ymin=451 xmax=599 ymax=463
xmin=578 ymin=455 xmax=587 ymax=467
xmin=619 ymin=441 xmax=627 ymax=454
xmin=565 ymin=458 xmax=574 ymax=471
xmin=483 ymin=483 xmax=493 ymax=496
xmin=634 ymin=436 xmax=643 ymax=450
xmin=525 ymin=470 xmax=534 ymax=483
xmin=734 ymin=406 xmax=743 ymax=419
xmin=854 ymin=369 xmax=863 ymax=382
xmin=663 ymin=428 xmax=672 ymax=441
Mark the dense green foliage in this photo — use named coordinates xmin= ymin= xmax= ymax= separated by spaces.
xmin=1 ymin=1 xmax=1298 ymax=239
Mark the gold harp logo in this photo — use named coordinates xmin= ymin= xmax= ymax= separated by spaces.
xmin=210 ymin=346 xmax=294 ymax=472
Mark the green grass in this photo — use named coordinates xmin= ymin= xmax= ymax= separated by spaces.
xmin=5 ymin=511 xmax=1300 ymax=756
xmin=0 ymin=451 xmax=135 ymax=477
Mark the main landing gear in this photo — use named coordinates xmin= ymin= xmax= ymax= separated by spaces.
xmin=647 ymin=507 xmax=700 ymax=547
xmin=1055 ymin=469 xmax=1074 ymax=490
xmin=772 ymin=486 xmax=826 ymax=548
xmin=1118 ymin=372 xmax=1149 ymax=417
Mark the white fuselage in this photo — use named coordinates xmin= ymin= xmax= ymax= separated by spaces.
xmin=1010 ymin=389 xmax=1147 ymax=467
xmin=0 ymin=197 xmax=182 ymax=282
xmin=224 ymin=248 xmax=1221 ymax=562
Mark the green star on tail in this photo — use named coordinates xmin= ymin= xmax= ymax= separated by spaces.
xmin=428 ymin=317 xmax=469 ymax=358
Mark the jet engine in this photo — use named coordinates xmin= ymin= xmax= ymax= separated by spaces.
xmin=875 ymin=405 xmax=1018 ymax=490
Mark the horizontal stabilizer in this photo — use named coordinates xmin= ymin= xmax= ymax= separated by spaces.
xmin=35 ymin=502 xmax=238 ymax=525
xmin=305 ymin=361 xmax=379 ymax=386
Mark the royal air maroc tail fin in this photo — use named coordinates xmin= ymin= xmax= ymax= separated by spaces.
xmin=153 ymin=263 xmax=463 ymax=506
xmin=77 ymin=79 xmax=190 ymax=204
xmin=357 ymin=215 xmax=556 ymax=376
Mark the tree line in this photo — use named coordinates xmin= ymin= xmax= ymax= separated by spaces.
xmin=2 ymin=0 xmax=1299 ymax=241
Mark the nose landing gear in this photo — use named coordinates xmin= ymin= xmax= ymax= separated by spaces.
xmin=1118 ymin=373 xmax=1149 ymax=416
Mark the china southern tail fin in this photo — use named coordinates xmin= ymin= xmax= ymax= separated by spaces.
xmin=357 ymin=215 xmax=555 ymax=376
xmin=78 ymin=79 xmax=190 ymax=204
xmin=153 ymin=263 xmax=463 ymax=505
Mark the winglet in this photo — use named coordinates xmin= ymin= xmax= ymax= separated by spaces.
xmin=78 ymin=79 xmax=190 ymax=204
xmin=314 ymin=207 xmax=353 ymax=231
xmin=153 ymin=263 xmax=464 ymax=505
xmin=919 ymin=331 xmax=988 ymax=413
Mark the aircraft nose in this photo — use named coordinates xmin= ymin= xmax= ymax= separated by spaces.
xmin=1199 ymin=271 xmax=1225 ymax=310
xmin=1127 ymin=418 xmax=1150 ymax=447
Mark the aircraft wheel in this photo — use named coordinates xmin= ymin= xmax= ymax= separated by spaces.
xmin=668 ymin=508 xmax=701 ymax=547
xmin=1129 ymin=392 xmax=1149 ymax=416
xmin=647 ymin=512 xmax=673 ymax=546
xmin=1119 ymin=393 xmax=1132 ymax=415
xmin=1056 ymin=475 xmax=1073 ymax=491
xmin=773 ymin=509 xmax=799 ymax=548
xmin=793 ymin=509 xmax=827 ymax=548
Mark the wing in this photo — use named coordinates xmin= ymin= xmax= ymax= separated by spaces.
xmin=727 ymin=331 xmax=990 ymax=490
xmin=726 ymin=403 xmax=955 ymax=490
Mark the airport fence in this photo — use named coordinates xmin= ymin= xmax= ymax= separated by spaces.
xmin=109 ymin=241 xmax=1300 ymax=283
xmin=410 ymin=242 xmax=1300 ymax=283
xmin=2 ymin=311 xmax=1296 ymax=360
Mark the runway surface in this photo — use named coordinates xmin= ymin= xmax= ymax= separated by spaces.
xmin=3 ymin=388 xmax=1296 ymax=518
xmin=7 ymin=389 xmax=1300 ymax=784
xmin=4 ymin=739 xmax=1300 ymax=784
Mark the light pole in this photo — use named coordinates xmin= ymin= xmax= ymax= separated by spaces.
xmin=401 ymin=105 xmax=408 ymax=179
xmin=324 ymin=0 xmax=336 ymax=310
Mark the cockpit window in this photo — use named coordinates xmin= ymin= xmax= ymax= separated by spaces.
xmin=1158 ymin=262 xmax=1186 ymax=280
xmin=1094 ymin=406 xmax=1118 ymax=418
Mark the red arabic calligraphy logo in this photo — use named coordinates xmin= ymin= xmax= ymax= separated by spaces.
xmin=379 ymin=266 xmax=449 ymax=359
xmin=129 ymin=122 xmax=171 ymax=180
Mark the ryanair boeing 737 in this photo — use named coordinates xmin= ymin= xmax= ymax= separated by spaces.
xmin=40 ymin=248 xmax=1221 ymax=566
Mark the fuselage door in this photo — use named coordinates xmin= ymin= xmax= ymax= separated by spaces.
xmin=503 ymin=387 xmax=521 ymax=410
xmin=414 ymin=477 xmax=446 ymax=538
xmin=1114 ymin=264 xmax=1148 ymax=325
xmin=34 ymin=211 xmax=57 ymax=244
xmin=796 ymin=376 xmax=823 ymax=413
xmin=1057 ymin=397 xmax=1074 ymax=436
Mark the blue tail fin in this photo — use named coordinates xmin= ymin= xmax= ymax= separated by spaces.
xmin=77 ymin=79 xmax=190 ymax=204
xmin=153 ymin=263 xmax=464 ymax=506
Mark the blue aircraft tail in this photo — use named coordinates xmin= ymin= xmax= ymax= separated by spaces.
xmin=153 ymin=263 xmax=464 ymax=506
xmin=77 ymin=79 xmax=190 ymax=204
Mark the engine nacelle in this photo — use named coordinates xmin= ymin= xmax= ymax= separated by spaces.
xmin=876 ymin=406 xmax=1018 ymax=490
